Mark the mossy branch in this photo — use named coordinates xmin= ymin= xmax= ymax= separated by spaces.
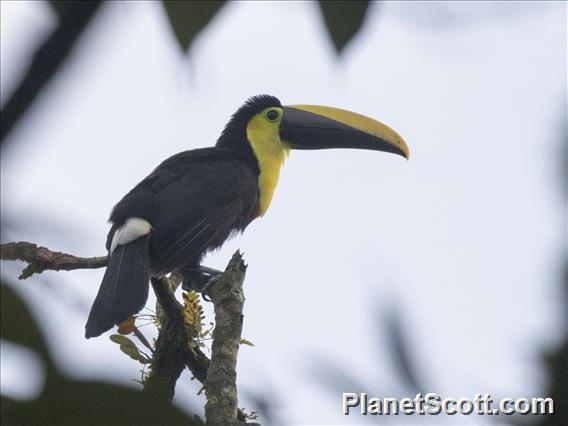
xmin=145 ymin=273 xmax=210 ymax=400
xmin=0 ymin=242 xmax=258 ymax=424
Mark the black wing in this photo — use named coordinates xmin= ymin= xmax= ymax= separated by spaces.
xmin=108 ymin=148 xmax=259 ymax=275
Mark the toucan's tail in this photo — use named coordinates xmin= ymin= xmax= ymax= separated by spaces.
xmin=85 ymin=237 xmax=149 ymax=338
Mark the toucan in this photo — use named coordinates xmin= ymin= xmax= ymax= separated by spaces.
xmin=85 ymin=95 xmax=409 ymax=338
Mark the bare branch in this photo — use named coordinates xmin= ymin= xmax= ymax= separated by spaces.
xmin=204 ymin=251 xmax=248 ymax=426
xmin=0 ymin=242 xmax=107 ymax=279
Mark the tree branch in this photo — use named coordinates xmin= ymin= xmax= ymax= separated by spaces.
xmin=0 ymin=242 xmax=107 ymax=279
xmin=147 ymin=273 xmax=211 ymax=388
xmin=1 ymin=242 xmax=255 ymax=423
xmin=143 ymin=276 xmax=195 ymax=401
xmin=0 ymin=241 xmax=226 ymax=390
xmin=0 ymin=240 xmax=212 ymax=393
xmin=204 ymin=251 xmax=247 ymax=426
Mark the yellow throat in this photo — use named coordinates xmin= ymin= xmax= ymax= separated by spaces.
xmin=246 ymin=109 xmax=290 ymax=216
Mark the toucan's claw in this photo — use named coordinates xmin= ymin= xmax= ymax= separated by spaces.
xmin=201 ymin=275 xmax=222 ymax=302
xmin=181 ymin=265 xmax=222 ymax=293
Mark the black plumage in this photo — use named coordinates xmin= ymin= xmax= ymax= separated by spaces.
xmin=85 ymin=94 xmax=408 ymax=338
xmin=86 ymin=96 xmax=281 ymax=338
xmin=86 ymin=237 xmax=150 ymax=337
xmin=109 ymin=149 xmax=259 ymax=276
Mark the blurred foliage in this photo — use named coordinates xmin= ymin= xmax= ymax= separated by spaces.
xmin=241 ymin=388 xmax=281 ymax=426
xmin=3 ymin=0 xmax=373 ymax=145
xmin=317 ymin=1 xmax=371 ymax=53
xmin=540 ymin=303 xmax=567 ymax=424
xmin=160 ymin=0 xmax=371 ymax=54
xmin=49 ymin=0 xmax=72 ymax=17
xmin=4 ymin=1 xmax=564 ymax=424
xmin=540 ymin=116 xmax=568 ymax=425
xmin=310 ymin=305 xmax=424 ymax=400
xmin=312 ymin=117 xmax=567 ymax=424
xmin=162 ymin=1 xmax=226 ymax=52
xmin=0 ymin=281 xmax=50 ymax=363
xmin=0 ymin=281 xmax=201 ymax=425
xmin=49 ymin=0 xmax=75 ymax=18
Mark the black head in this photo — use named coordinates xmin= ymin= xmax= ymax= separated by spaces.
xmin=216 ymin=94 xmax=409 ymax=174
xmin=216 ymin=95 xmax=282 ymax=171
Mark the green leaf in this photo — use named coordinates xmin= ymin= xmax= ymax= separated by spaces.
xmin=240 ymin=338 xmax=255 ymax=347
xmin=162 ymin=0 xmax=225 ymax=52
xmin=317 ymin=0 xmax=370 ymax=54
xmin=110 ymin=334 xmax=149 ymax=364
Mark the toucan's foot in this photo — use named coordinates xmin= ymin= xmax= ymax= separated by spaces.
xmin=181 ymin=265 xmax=222 ymax=298
xmin=201 ymin=275 xmax=222 ymax=302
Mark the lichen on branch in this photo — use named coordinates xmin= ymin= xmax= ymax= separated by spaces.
xmin=204 ymin=251 xmax=248 ymax=426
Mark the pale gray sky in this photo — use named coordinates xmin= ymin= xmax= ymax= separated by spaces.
xmin=1 ymin=1 xmax=566 ymax=424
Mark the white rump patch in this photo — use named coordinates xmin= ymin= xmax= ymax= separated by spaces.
xmin=110 ymin=217 xmax=152 ymax=254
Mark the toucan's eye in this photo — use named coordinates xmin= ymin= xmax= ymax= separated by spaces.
xmin=266 ymin=110 xmax=279 ymax=121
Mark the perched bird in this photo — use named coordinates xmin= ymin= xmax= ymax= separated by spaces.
xmin=85 ymin=95 xmax=409 ymax=338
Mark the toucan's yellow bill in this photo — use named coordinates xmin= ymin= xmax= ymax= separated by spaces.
xmin=280 ymin=105 xmax=409 ymax=160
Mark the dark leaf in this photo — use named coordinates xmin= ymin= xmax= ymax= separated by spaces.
xmin=1 ymin=379 xmax=202 ymax=425
xmin=317 ymin=0 xmax=371 ymax=54
xmin=49 ymin=1 xmax=77 ymax=19
xmin=1 ymin=1 xmax=101 ymax=144
xmin=162 ymin=0 xmax=225 ymax=52
xmin=309 ymin=354 xmax=367 ymax=395
xmin=0 ymin=281 xmax=51 ymax=367
xmin=382 ymin=307 xmax=424 ymax=392
xmin=0 ymin=283 xmax=199 ymax=424
xmin=49 ymin=1 xmax=68 ymax=17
